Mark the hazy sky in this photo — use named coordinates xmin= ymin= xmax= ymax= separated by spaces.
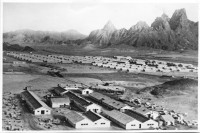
xmin=3 ymin=3 xmax=198 ymax=35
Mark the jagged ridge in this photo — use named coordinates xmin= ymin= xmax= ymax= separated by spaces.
xmin=87 ymin=8 xmax=198 ymax=50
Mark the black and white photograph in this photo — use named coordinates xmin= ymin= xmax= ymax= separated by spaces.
xmin=1 ymin=0 xmax=199 ymax=131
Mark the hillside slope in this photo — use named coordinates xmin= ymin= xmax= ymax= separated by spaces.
xmin=137 ymin=78 xmax=198 ymax=96
xmin=3 ymin=42 xmax=35 ymax=52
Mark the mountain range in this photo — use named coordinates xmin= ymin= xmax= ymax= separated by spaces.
xmin=3 ymin=8 xmax=198 ymax=51
xmin=3 ymin=29 xmax=86 ymax=45
xmin=85 ymin=8 xmax=198 ymax=50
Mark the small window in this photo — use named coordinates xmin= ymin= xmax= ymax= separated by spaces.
xmin=81 ymin=123 xmax=88 ymax=126
xmin=101 ymin=123 xmax=105 ymax=125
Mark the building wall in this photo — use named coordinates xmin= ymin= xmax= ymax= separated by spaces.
xmin=86 ymin=104 xmax=101 ymax=113
xmin=34 ymin=107 xmax=51 ymax=115
xmin=51 ymin=102 xmax=70 ymax=108
xmin=92 ymin=118 xmax=110 ymax=128
xmin=126 ymin=120 xmax=141 ymax=129
xmin=142 ymin=119 xmax=158 ymax=129
xmin=66 ymin=119 xmax=76 ymax=128
xmin=82 ymin=89 xmax=93 ymax=95
xmin=75 ymin=119 xmax=93 ymax=129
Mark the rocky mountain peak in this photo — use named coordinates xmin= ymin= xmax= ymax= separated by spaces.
xmin=135 ymin=21 xmax=149 ymax=28
xmin=87 ymin=21 xmax=117 ymax=46
xmin=169 ymin=8 xmax=188 ymax=31
xmin=161 ymin=13 xmax=170 ymax=21
xmin=174 ymin=8 xmax=187 ymax=18
xmin=103 ymin=20 xmax=116 ymax=32
xmin=129 ymin=21 xmax=149 ymax=31
xmin=151 ymin=14 xmax=171 ymax=30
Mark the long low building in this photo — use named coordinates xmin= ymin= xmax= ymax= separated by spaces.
xmin=50 ymin=97 xmax=70 ymax=108
xmin=65 ymin=111 xmax=91 ymax=129
xmin=102 ymin=110 xmax=139 ymax=129
xmin=65 ymin=110 xmax=110 ymax=129
xmin=66 ymin=91 xmax=101 ymax=113
xmin=21 ymin=90 xmax=51 ymax=115
xmin=89 ymin=92 xmax=132 ymax=111
xmin=83 ymin=110 xmax=110 ymax=128
xmin=124 ymin=110 xmax=158 ymax=129
xmin=102 ymin=109 xmax=158 ymax=130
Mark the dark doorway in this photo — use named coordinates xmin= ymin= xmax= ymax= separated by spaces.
xmin=139 ymin=124 xmax=141 ymax=128
xmin=86 ymin=91 xmax=89 ymax=94
xmin=41 ymin=110 xmax=45 ymax=114
xmin=94 ymin=109 xmax=97 ymax=113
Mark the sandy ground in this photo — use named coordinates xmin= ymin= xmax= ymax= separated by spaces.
xmin=139 ymin=71 xmax=198 ymax=79
xmin=3 ymin=74 xmax=74 ymax=93
xmin=68 ymin=77 xmax=103 ymax=86
xmin=3 ymin=74 xmax=39 ymax=93
xmin=67 ymin=78 xmax=161 ymax=89
xmin=54 ymin=64 xmax=117 ymax=73
xmin=152 ymin=95 xmax=198 ymax=121
xmin=3 ymin=55 xmax=20 ymax=63
xmin=65 ymin=72 xmax=165 ymax=89
xmin=102 ymin=81 xmax=161 ymax=88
